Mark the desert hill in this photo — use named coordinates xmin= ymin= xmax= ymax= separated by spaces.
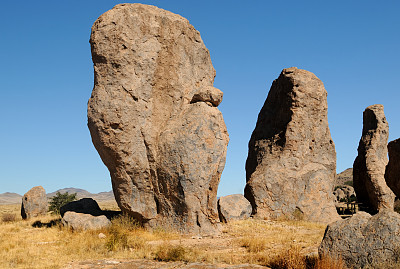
xmin=0 ymin=192 xmax=22 ymax=205
xmin=336 ymin=168 xmax=353 ymax=186
xmin=0 ymin=188 xmax=114 ymax=204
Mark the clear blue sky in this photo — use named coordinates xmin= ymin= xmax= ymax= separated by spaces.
xmin=1 ymin=1 xmax=399 ymax=195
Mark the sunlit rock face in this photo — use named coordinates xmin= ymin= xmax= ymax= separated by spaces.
xmin=88 ymin=4 xmax=229 ymax=235
xmin=353 ymin=104 xmax=394 ymax=214
xmin=245 ymin=67 xmax=339 ymax=223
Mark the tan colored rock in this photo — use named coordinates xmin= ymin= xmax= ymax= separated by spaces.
xmin=245 ymin=67 xmax=339 ymax=223
xmin=319 ymin=210 xmax=400 ymax=268
xmin=385 ymin=138 xmax=400 ymax=196
xmin=88 ymin=4 xmax=229 ymax=235
xmin=62 ymin=212 xmax=111 ymax=231
xmin=353 ymin=105 xmax=394 ymax=214
xmin=217 ymin=194 xmax=252 ymax=223
xmin=21 ymin=186 xmax=48 ymax=219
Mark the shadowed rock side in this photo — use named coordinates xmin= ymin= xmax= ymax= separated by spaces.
xmin=88 ymin=4 xmax=229 ymax=235
xmin=245 ymin=67 xmax=339 ymax=223
xmin=385 ymin=138 xmax=400 ymax=196
xmin=353 ymin=105 xmax=394 ymax=214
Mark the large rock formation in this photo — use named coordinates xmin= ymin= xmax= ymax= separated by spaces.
xmin=88 ymin=4 xmax=229 ymax=235
xmin=245 ymin=67 xmax=339 ymax=223
xmin=385 ymin=138 xmax=400 ymax=197
xmin=21 ymin=186 xmax=48 ymax=219
xmin=319 ymin=210 xmax=400 ymax=268
xmin=353 ymin=105 xmax=394 ymax=214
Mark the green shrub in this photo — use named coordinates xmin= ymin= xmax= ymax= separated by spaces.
xmin=344 ymin=180 xmax=353 ymax=187
xmin=48 ymin=192 xmax=77 ymax=215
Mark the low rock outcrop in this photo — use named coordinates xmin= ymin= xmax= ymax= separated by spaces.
xmin=217 ymin=194 xmax=252 ymax=223
xmin=353 ymin=105 xmax=394 ymax=214
xmin=319 ymin=210 xmax=400 ymax=268
xmin=385 ymin=138 xmax=400 ymax=197
xmin=21 ymin=186 xmax=48 ymax=219
xmin=245 ymin=67 xmax=339 ymax=223
xmin=88 ymin=4 xmax=229 ymax=235
xmin=62 ymin=212 xmax=111 ymax=231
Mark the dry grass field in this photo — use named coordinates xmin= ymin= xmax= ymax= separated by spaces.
xmin=0 ymin=201 xmax=347 ymax=269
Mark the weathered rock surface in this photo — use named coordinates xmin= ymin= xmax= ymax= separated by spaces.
xmin=333 ymin=185 xmax=355 ymax=203
xmin=353 ymin=104 xmax=394 ymax=214
xmin=60 ymin=198 xmax=103 ymax=217
xmin=245 ymin=67 xmax=339 ymax=223
xmin=319 ymin=210 xmax=400 ymax=268
xmin=217 ymin=194 xmax=252 ymax=223
xmin=62 ymin=211 xmax=111 ymax=231
xmin=21 ymin=186 xmax=48 ymax=219
xmin=88 ymin=4 xmax=229 ymax=235
xmin=385 ymin=138 xmax=400 ymax=197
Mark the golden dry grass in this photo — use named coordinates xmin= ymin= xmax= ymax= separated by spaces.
xmin=0 ymin=202 xmax=345 ymax=269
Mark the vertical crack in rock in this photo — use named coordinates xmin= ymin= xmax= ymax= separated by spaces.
xmin=87 ymin=3 xmax=229 ymax=235
xmin=245 ymin=67 xmax=340 ymax=223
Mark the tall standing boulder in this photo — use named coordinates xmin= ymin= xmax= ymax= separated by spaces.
xmin=353 ymin=105 xmax=394 ymax=214
xmin=21 ymin=186 xmax=48 ymax=219
xmin=385 ymin=138 xmax=400 ymax=197
xmin=245 ymin=67 xmax=339 ymax=223
xmin=88 ymin=4 xmax=229 ymax=235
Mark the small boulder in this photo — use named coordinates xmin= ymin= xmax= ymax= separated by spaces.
xmin=21 ymin=186 xmax=48 ymax=219
xmin=60 ymin=198 xmax=102 ymax=217
xmin=62 ymin=211 xmax=111 ymax=231
xmin=319 ymin=210 xmax=400 ymax=268
xmin=218 ymin=194 xmax=252 ymax=223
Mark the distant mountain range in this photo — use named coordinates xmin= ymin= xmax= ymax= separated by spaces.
xmin=0 ymin=192 xmax=22 ymax=205
xmin=0 ymin=188 xmax=114 ymax=205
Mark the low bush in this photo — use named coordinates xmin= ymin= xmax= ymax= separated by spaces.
xmin=239 ymin=236 xmax=267 ymax=253
xmin=154 ymin=244 xmax=186 ymax=262
xmin=344 ymin=181 xmax=353 ymax=187
xmin=268 ymin=246 xmax=306 ymax=269
xmin=1 ymin=213 xmax=16 ymax=223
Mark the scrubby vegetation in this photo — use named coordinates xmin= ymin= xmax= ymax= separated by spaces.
xmin=1 ymin=213 xmax=17 ymax=223
xmin=48 ymin=191 xmax=77 ymax=215
xmin=344 ymin=180 xmax=353 ymax=187
xmin=0 ymin=201 xmax=354 ymax=268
